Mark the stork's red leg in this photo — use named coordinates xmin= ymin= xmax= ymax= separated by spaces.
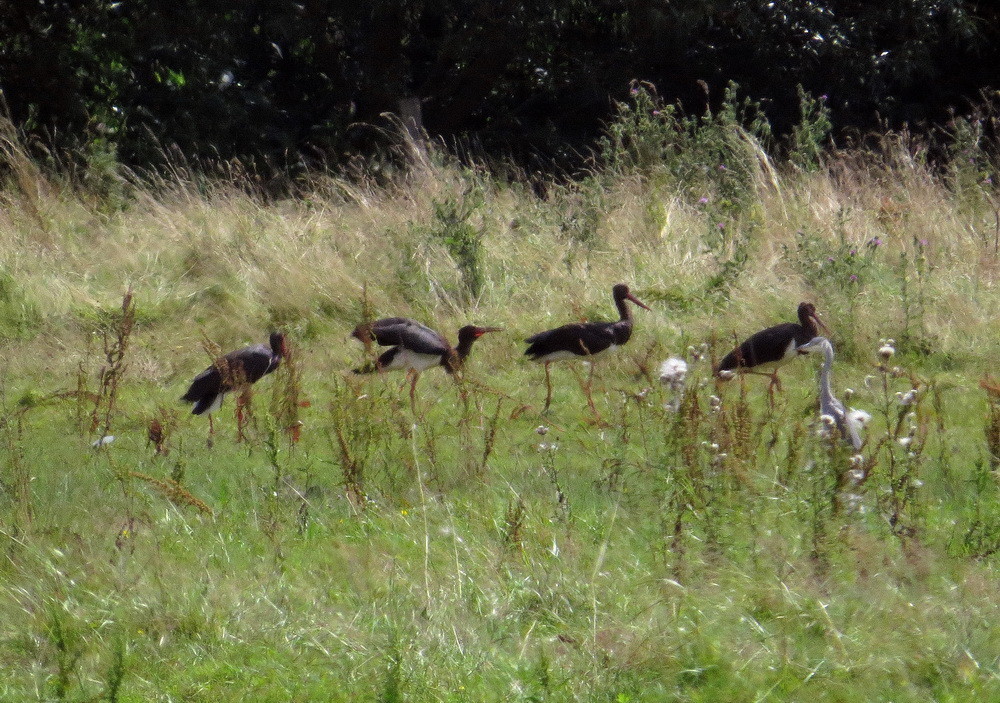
xmin=543 ymin=362 xmax=553 ymax=412
xmin=584 ymin=363 xmax=598 ymax=417
xmin=409 ymin=371 xmax=419 ymax=414
xmin=236 ymin=395 xmax=246 ymax=443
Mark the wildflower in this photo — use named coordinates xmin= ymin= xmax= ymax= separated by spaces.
xmin=870 ymin=237 xmax=883 ymax=247
xmin=658 ymin=357 xmax=688 ymax=386
xmin=897 ymin=389 xmax=917 ymax=406
xmin=844 ymin=388 xmax=855 ymax=401
xmin=919 ymin=238 xmax=929 ymax=246
xmin=849 ymin=248 xmax=857 ymax=256
xmin=698 ymin=196 xmax=709 ymax=204
xmin=847 ymin=468 xmax=864 ymax=483
xmin=849 ymin=274 xmax=858 ymax=282
xmin=820 ymin=94 xmax=828 ymax=101
xmin=535 ymin=425 xmax=549 ymax=436
xmin=709 ymin=395 xmax=722 ymax=410
xmin=820 ymin=414 xmax=836 ymax=426
xmin=538 ymin=442 xmax=559 ymax=452
xmin=717 ymin=222 xmax=725 ymax=230
xmin=848 ymin=409 xmax=871 ymax=427
xmin=652 ymin=110 xmax=661 ymax=116
xmin=718 ymin=164 xmax=727 ymax=171
xmin=898 ymin=436 xmax=912 ymax=447
xmin=878 ymin=339 xmax=895 ymax=359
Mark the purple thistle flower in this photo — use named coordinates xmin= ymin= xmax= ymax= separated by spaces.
xmin=828 ymin=256 xmax=835 ymax=262
xmin=717 ymin=222 xmax=725 ymax=230
xmin=850 ymin=274 xmax=858 ymax=282
xmin=652 ymin=110 xmax=661 ymax=116
xmin=919 ymin=238 xmax=928 ymax=246
xmin=698 ymin=197 xmax=709 ymax=204
xmin=871 ymin=237 xmax=883 ymax=247
xmin=718 ymin=164 xmax=727 ymax=171
xmin=849 ymin=248 xmax=856 ymax=256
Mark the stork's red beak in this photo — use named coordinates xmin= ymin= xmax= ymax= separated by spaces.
xmin=475 ymin=326 xmax=502 ymax=338
xmin=627 ymin=292 xmax=651 ymax=311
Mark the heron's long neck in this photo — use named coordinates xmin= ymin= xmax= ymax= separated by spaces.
xmin=817 ymin=344 xmax=835 ymax=405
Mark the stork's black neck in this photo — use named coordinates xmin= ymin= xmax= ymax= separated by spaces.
xmin=797 ymin=305 xmax=817 ymax=335
xmin=455 ymin=334 xmax=476 ymax=361
xmin=614 ymin=293 xmax=632 ymax=322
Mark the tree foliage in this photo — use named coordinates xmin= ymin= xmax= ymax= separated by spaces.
xmin=1 ymin=0 xmax=997 ymax=175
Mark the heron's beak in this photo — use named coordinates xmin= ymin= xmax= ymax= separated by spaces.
xmin=627 ymin=292 xmax=652 ymax=311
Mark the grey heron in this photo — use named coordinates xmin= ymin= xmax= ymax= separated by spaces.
xmin=798 ymin=336 xmax=865 ymax=450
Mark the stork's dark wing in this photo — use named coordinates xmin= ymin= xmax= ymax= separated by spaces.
xmin=524 ymin=322 xmax=616 ymax=358
xmin=392 ymin=324 xmax=450 ymax=355
xmin=181 ymin=365 xmax=222 ymax=402
xmin=355 ymin=317 xmax=444 ymax=350
xmin=224 ymin=343 xmax=281 ymax=385
xmin=717 ymin=322 xmax=800 ymax=371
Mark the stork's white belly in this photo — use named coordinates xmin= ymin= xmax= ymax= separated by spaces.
xmin=387 ymin=347 xmax=441 ymax=372
xmin=206 ymin=392 xmax=225 ymax=415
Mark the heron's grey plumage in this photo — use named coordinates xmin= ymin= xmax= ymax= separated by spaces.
xmin=799 ymin=336 xmax=863 ymax=450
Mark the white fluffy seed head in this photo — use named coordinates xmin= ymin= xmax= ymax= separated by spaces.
xmin=658 ymin=357 xmax=688 ymax=384
xmin=848 ymin=409 xmax=871 ymax=427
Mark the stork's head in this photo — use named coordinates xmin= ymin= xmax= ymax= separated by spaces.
xmin=797 ymin=302 xmax=830 ymax=335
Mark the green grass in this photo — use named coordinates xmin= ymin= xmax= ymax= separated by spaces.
xmin=2 ymin=131 xmax=1000 ymax=700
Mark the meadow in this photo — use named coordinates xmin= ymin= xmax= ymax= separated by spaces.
xmin=2 ymin=95 xmax=1000 ymax=701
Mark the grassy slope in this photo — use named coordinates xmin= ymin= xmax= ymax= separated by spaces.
xmin=1 ymin=139 xmax=1000 ymax=701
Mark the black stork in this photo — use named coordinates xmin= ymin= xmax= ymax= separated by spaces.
xmin=715 ymin=302 xmax=829 ymax=391
xmin=524 ymin=283 xmax=651 ymax=411
xmin=351 ymin=318 xmax=499 ymax=409
xmin=181 ymin=331 xmax=287 ymax=435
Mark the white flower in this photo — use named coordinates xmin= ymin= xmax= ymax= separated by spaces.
xmin=844 ymin=388 xmax=855 ymax=401
xmin=897 ymin=389 xmax=917 ymax=406
xmin=535 ymin=425 xmax=549 ymax=436
xmin=847 ymin=468 xmax=865 ymax=483
xmin=538 ymin=442 xmax=559 ymax=452
xmin=878 ymin=342 xmax=895 ymax=360
xmin=848 ymin=409 xmax=871 ymax=427
xmin=658 ymin=357 xmax=688 ymax=385
xmin=898 ymin=436 xmax=912 ymax=447
xmin=820 ymin=414 xmax=836 ymax=426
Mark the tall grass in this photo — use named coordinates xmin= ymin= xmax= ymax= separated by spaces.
xmin=1 ymin=93 xmax=1000 ymax=700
